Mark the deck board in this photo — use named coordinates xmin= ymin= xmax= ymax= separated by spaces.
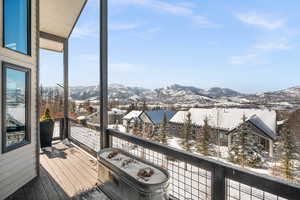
xmin=6 ymin=142 xmax=110 ymax=200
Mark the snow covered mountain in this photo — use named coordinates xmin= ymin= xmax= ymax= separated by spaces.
xmin=67 ymin=84 xmax=243 ymax=104
xmin=244 ymin=86 xmax=300 ymax=105
xmin=43 ymin=84 xmax=300 ymax=107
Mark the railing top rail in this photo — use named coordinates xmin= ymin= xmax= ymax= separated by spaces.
xmin=107 ymin=128 xmax=300 ymax=200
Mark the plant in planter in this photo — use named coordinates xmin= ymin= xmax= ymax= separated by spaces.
xmin=40 ymin=108 xmax=55 ymax=148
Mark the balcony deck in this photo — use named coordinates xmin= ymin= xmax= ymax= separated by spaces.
xmin=6 ymin=141 xmax=110 ymax=200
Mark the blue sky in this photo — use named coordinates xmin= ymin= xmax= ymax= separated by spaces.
xmin=40 ymin=0 xmax=300 ymax=94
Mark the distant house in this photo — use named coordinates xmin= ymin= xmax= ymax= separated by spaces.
xmin=227 ymin=115 xmax=276 ymax=156
xmin=79 ymin=108 xmax=126 ymax=124
xmin=139 ymin=110 xmax=176 ymax=136
xmin=108 ymin=109 xmax=127 ymax=124
xmin=169 ymin=108 xmax=277 ymax=155
xmin=140 ymin=110 xmax=176 ymax=126
xmin=53 ymin=112 xmax=78 ymax=119
xmin=122 ymin=109 xmax=176 ymax=136
xmin=282 ymin=108 xmax=300 ymax=148
xmin=122 ymin=110 xmax=143 ymax=126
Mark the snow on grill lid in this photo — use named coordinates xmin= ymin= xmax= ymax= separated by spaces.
xmin=100 ymin=149 xmax=168 ymax=185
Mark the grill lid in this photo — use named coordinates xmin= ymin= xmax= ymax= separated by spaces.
xmin=98 ymin=148 xmax=169 ymax=186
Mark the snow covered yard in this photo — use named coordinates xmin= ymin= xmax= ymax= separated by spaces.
xmin=166 ymin=136 xmax=298 ymax=187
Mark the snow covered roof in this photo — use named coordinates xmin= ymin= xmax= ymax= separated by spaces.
xmin=169 ymin=111 xmax=189 ymax=124
xmin=77 ymin=116 xmax=87 ymax=120
xmin=170 ymin=108 xmax=277 ymax=135
xmin=109 ymin=108 xmax=126 ymax=115
xmin=144 ymin=110 xmax=176 ymax=125
xmin=247 ymin=115 xmax=276 ymax=140
xmin=277 ymin=119 xmax=287 ymax=126
xmin=122 ymin=110 xmax=143 ymax=121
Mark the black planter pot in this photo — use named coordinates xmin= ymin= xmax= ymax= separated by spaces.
xmin=40 ymin=120 xmax=55 ymax=148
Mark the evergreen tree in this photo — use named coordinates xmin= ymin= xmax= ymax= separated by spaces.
xmin=142 ymin=101 xmax=148 ymax=111
xmin=149 ymin=125 xmax=159 ymax=140
xmin=132 ymin=120 xmax=139 ymax=136
xmin=138 ymin=121 xmax=144 ymax=137
xmin=158 ymin=113 xmax=169 ymax=144
xmin=277 ymin=121 xmax=298 ymax=180
xmin=126 ymin=120 xmax=130 ymax=133
xmin=113 ymin=120 xmax=120 ymax=130
xmin=128 ymin=103 xmax=137 ymax=113
xmin=229 ymin=115 xmax=265 ymax=168
xmin=70 ymin=101 xmax=77 ymax=113
xmin=197 ymin=117 xmax=215 ymax=156
xmin=181 ymin=112 xmax=193 ymax=152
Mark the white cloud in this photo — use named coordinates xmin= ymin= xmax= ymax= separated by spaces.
xmin=236 ymin=11 xmax=285 ymax=30
xmin=72 ymin=24 xmax=98 ymax=38
xmin=175 ymin=2 xmax=196 ymax=9
xmin=254 ymin=38 xmax=291 ymax=51
xmin=73 ymin=21 xmax=141 ymax=38
xmin=109 ymin=22 xmax=141 ymax=31
xmin=230 ymin=54 xmax=258 ymax=65
xmin=111 ymin=0 xmax=218 ymax=27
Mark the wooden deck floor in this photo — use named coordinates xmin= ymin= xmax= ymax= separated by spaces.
xmin=6 ymin=142 xmax=110 ymax=200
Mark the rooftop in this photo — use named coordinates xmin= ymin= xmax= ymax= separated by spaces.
xmin=170 ymin=108 xmax=277 ymax=134
xmin=144 ymin=109 xmax=176 ymax=125
xmin=122 ymin=110 xmax=143 ymax=121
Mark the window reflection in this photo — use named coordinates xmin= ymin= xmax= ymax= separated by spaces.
xmin=4 ymin=0 xmax=30 ymax=55
xmin=3 ymin=65 xmax=29 ymax=149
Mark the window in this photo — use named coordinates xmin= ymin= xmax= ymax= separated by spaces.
xmin=3 ymin=0 xmax=31 ymax=55
xmin=2 ymin=62 xmax=31 ymax=152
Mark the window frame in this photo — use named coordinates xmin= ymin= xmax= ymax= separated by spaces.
xmin=1 ymin=62 xmax=31 ymax=153
xmin=2 ymin=0 xmax=31 ymax=56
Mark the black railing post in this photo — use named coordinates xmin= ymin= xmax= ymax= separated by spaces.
xmin=59 ymin=118 xmax=64 ymax=139
xmin=211 ymin=165 xmax=226 ymax=200
xmin=100 ymin=0 xmax=109 ymax=149
xmin=63 ymin=38 xmax=69 ymax=140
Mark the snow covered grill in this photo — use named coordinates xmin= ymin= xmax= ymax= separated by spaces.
xmin=97 ymin=148 xmax=170 ymax=200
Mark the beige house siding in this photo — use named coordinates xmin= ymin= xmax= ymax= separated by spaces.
xmin=0 ymin=0 xmax=38 ymax=199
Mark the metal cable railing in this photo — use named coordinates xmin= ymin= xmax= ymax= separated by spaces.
xmin=64 ymin=118 xmax=300 ymax=200
xmin=107 ymin=129 xmax=300 ymax=200
xmin=112 ymin=136 xmax=212 ymax=200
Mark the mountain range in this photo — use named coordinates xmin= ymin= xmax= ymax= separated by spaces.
xmin=59 ymin=84 xmax=300 ymax=107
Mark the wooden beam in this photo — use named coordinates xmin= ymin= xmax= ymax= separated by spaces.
xmin=40 ymin=31 xmax=66 ymax=43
